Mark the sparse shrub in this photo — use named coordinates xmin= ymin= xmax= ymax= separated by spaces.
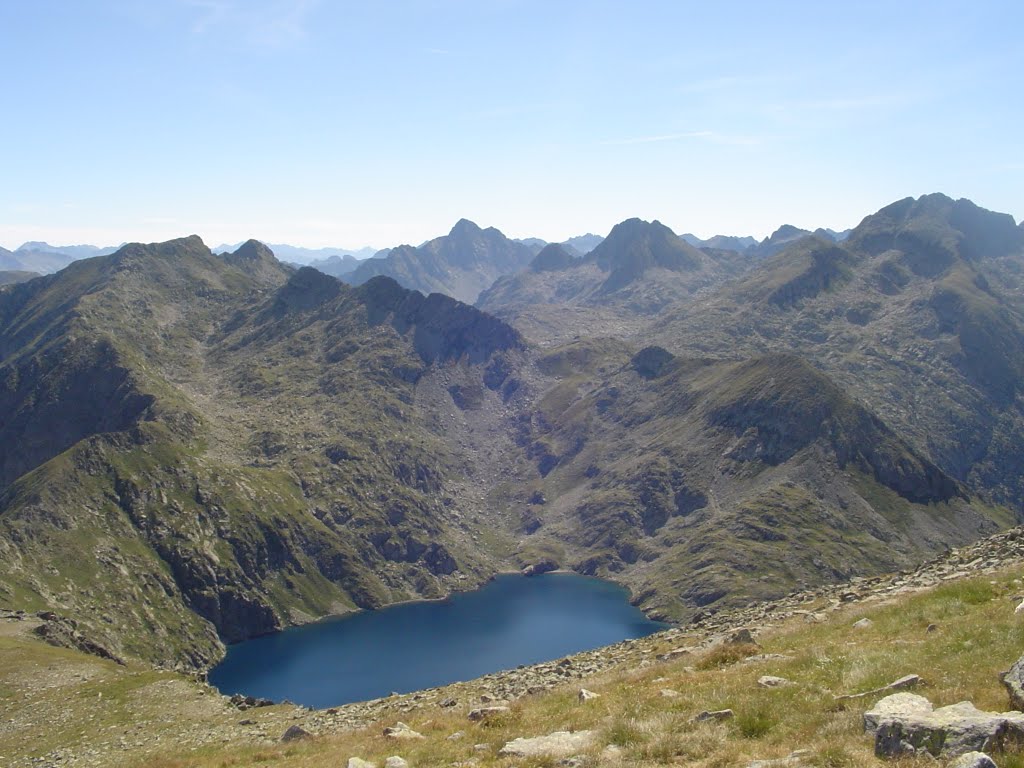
xmin=735 ymin=707 xmax=776 ymax=738
xmin=605 ymin=718 xmax=645 ymax=747
xmin=813 ymin=743 xmax=856 ymax=767
xmin=696 ymin=642 xmax=761 ymax=670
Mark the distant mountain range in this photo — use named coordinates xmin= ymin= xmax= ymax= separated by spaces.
xmin=0 ymin=242 xmax=119 ymax=274
xmin=1 ymin=193 xmax=1020 ymax=674
xmin=342 ymin=219 xmax=538 ymax=304
xmin=212 ymin=242 xmax=378 ymax=266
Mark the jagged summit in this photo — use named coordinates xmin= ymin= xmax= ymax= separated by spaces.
xmin=588 ymin=218 xmax=704 ymax=292
xmin=848 ymin=192 xmax=1023 ymax=270
xmin=449 ymin=218 xmax=483 ymax=237
xmin=530 ymin=243 xmax=575 ymax=272
xmin=228 ymin=238 xmax=275 ymax=262
xmin=346 ymin=219 xmax=534 ymax=303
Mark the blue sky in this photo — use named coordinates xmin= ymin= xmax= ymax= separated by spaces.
xmin=1 ymin=1 xmax=1021 ymax=250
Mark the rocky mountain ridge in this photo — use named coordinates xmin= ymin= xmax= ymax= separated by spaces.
xmin=0 ymin=193 xmax=1020 ymax=675
xmin=345 ymin=219 xmax=536 ymax=304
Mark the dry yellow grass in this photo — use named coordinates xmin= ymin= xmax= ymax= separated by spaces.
xmin=116 ymin=566 xmax=1024 ymax=768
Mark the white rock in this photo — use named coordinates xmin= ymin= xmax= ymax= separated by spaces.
xmin=1015 ymin=599 xmax=1024 ymax=614
xmin=384 ymin=758 xmax=409 ymax=768
xmin=578 ymin=688 xmax=600 ymax=702
xmin=852 ymin=618 xmax=874 ymax=629
xmin=949 ymin=751 xmax=998 ymax=768
xmin=347 ymin=759 xmax=376 ymax=768
xmin=757 ymin=675 xmax=790 ymax=688
xmin=864 ymin=692 xmax=934 ymax=734
xmin=383 ymin=722 xmax=424 ymax=740
xmin=498 ymin=730 xmax=598 ymax=758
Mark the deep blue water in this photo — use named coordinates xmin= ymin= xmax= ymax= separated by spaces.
xmin=208 ymin=573 xmax=668 ymax=708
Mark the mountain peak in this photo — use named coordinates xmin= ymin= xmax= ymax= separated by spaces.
xmin=848 ymin=193 xmax=1023 ymax=273
xmin=530 ymin=243 xmax=575 ymax=272
xmin=764 ymin=224 xmax=810 ymax=245
xmin=449 ymin=218 xmax=483 ymax=237
xmin=229 ymin=239 xmax=275 ymax=262
xmin=589 ymin=218 xmax=704 ymax=291
xmin=16 ymin=241 xmax=55 ymax=252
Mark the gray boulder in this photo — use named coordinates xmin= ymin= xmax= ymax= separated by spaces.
xmin=468 ymin=705 xmax=510 ymax=721
xmin=864 ymin=693 xmax=934 ymax=733
xmin=873 ymin=699 xmax=1024 ymax=758
xmin=949 ymin=753 xmax=998 ymax=768
xmin=1002 ymin=654 xmax=1024 ymax=710
xmin=280 ymin=724 xmax=312 ymax=742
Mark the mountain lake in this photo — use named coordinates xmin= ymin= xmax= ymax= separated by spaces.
xmin=208 ymin=572 xmax=669 ymax=708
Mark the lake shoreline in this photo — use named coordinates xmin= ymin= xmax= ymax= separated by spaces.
xmin=208 ymin=572 xmax=668 ymax=709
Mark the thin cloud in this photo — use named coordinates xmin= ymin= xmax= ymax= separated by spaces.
xmin=184 ymin=0 xmax=319 ymax=48
xmin=598 ymin=130 xmax=761 ymax=147
xmin=599 ymin=131 xmax=713 ymax=146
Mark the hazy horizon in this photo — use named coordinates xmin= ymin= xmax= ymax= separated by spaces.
xmin=2 ymin=1 xmax=1021 ymax=250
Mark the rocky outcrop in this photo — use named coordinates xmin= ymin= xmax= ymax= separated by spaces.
xmin=1001 ymin=654 xmax=1024 ymax=710
xmin=868 ymin=693 xmax=1024 ymax=758
xmin=358 ymin=276 xmax=526 ymax=365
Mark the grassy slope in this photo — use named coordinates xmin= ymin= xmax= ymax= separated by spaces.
xmin=6 ymin=539 xmax=1024 ymax=767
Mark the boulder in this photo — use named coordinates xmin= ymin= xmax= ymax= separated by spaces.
xmin=758 ymin=675 xmax=790 ymax=688
xmin=384 ymin=758 xmax=409 ymax=768
xmin=280 ymin=724 xmax=312 ymax=742
xmin=949 ymin=753 xmax=998 ymax=768
xmin=468 ymin=706 xmax=510 ymax=721
xmin=873 ymin=699 xmax=1024 ymax=758
xmin=347 ymin=759 xmax=376 ymax=768
xmin=498 ymin=730 xmax=598 ymax=758
xmin=1002 ymin=654 xmax=1024 ymax=710
xmin=864 ymin=693 xmax=934 ymax=734
xmin=578 ymin=688 xmax=600 ymax=702
xmin=853 ymin=618 xmax=874 ymax=629
xmin=839 ymin=675 xmax=922 ymax=702
xmin=383 ymin=722 xmax=424 ymax=740
xmin=691 ymin=709 xmax=735 ymax=723
xmin=729 ymin=628 xmax=757 ymax=645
